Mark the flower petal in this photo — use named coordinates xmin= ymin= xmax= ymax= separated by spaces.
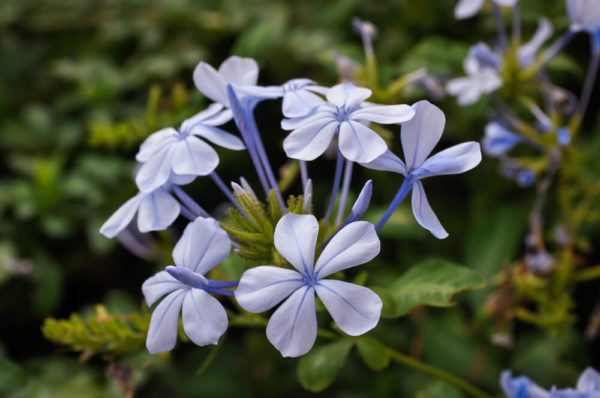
xmin=411 ymin=181 xmax=448 ymax=239
xmin=281 ymin=110 xmax=334 ymax=130
xmin=274 ymin=213 xmax=319 ymax=275
xmin=172 ymin=217 xmax=231 ymax=274
xmin=100 ymin=193 xmax=144 ymax=238
xmin=282 ymin=90 xmax=325 ymax=118
xmin=182 ymin=289 xmax=228 ymax=346
xmin=283 ymin=118 xmax=338 ymax=161
xmin=576 ymin=367 xmax=600 ymax=392
xmin=326 ymin=82 xmax=372 ymax=108
xmin=146 ymin=290 xmax=186 ymax=354
xmin=135 ymin=147 xmax=175 ymax=193
xmin=218 ymin=56 xmax=259 ymax=86
xmin=180 ymin=104 xmax=225 ymax=132
xmin=412 ymin=142 xmax=482 ymax=179
xmin=137 ymin=188 xmax=180 ymax=233
xmin=401 ymin=100 xmax=445 ymax=170
xmin=338 ymin=120 xmax=388 ymax=163
xmin=142 ymin=270 xmax=186 ymax=307
xmin=482 ymin=122 xmax=521 ymax=157
xmin=314 ymin=221 xmax=380 ymax=279
xmin=500 ymin=370 xmax=550 ymax=398
xmin=350 ymin=104 xmax=415 ymax=124
xmin=359 ymin=149 xmax=408 ymax=175
xmin=193 ymin=62 xmax=229 ymax=106
xmin=190 ymin=125 xmax=245 ymax=151
xmin=494 ymin=0 xmax=517 ymax=5
xmin=350 ymin=180 xmax=373 ymax=220
xmin=266 ymin=286 xmax=317 ymax=357
xmin=518 ymin=18 xmax=553 ymax=67
xmin=136 ymin=128 xmax=178 ymax=163
xmin=455 ymin=0 xmax=485 ymax=19
xmin=171 ymin=136 xmax=219 ymax=176
xmin=235 ymin=266 xmax=305 ymax=313
xmin=315 ymin=279 xmax=381 ymax=335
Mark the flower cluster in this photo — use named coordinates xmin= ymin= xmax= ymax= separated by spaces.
xmin=99 ymin=54 xmax=481 ymax=357
xmin=502 ymin=367 xmax=600 ymax=398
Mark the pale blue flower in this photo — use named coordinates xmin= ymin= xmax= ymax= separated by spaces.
xmin=455 ymin=0 xmax=518 ymax=20
xmin=446 ymin=43 xmax=503 ymax=105
xmin=142 ymin=218 xmax=237 ymax=353
xmin=551 ymin=368 xmax=600 ymax=398
xmin=567 ymin=0 xmax=600 ymax=35
xmin=281 ymin=82 xmax=414 ymax=163
xmin=558 ymin=127 xmax=572 ymax=146
xmin=518 ymin=18 xmax=554 ymax=67
xmin=235 ymin=213 xmax=382 ymax=357
xmin=99 ymin=185 xmax=180 ymax=238
xmin=362 ymin=100 xmax=482 ymax=238
xmin=483 ymin=122 xmax=522 ymax=157
xmin=501 ymin=370 xmax=550 ymax=398
xmin=135 ymin=103 xmax=245 ymax=193
xmin=193 ymin=56 xmax=260 ymax=110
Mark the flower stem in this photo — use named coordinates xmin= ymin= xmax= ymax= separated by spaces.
xmin=299 ymin=160 xmax=308 ymax=192
xmin=335 ymin=160 xmax=354 ymax=225
xmin=539 ymin=30 xmax=574 ymax=67
xmin=324 ymin=150 xmax=345 ymax=222
xmin=376 ymin=176 xmax=414 ymax=232
xmin=172 ymin=185 xmax=210 ymax=218
xmin=492 ymin=3 xmax=508 ymax=50
xmin=512 ymin=2 xmax=521 ymax=44
xmin=210 ymin=172 xmax=245 ymax=214
xmin=571 ymin=47 xmax=600 ymax=134
xmin=387 ymin=348 xmax=493 ymax=398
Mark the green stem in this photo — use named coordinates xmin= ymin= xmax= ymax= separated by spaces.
xmin=387 ymin=348 xmax=493 ymax=398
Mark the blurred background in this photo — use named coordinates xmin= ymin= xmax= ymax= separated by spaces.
xmin=0 ymin=0 xmax=598 ymax=396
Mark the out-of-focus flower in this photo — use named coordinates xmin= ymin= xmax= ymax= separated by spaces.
xmin=567 ymin=0 xmax=600 ymax=35
xmin=500 ymin=370 xmax=550 ymax=398
xmin=455 ymin=0 xmax=518 ymax=20
xmin=142 ymin=218 xmax=236 ymax=353
xmin=235 ymin=213 xmax=382 ymax=357
xmin=281 ymin=82 xmax=414 ymax=163
xmin=482 ymin=122 xmax=522 ymax=157
xmin=519 ymin=18 xmax=554 ymax=67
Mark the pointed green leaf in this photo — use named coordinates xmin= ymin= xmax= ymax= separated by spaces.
xmin=297 ymin=339 xmax=354 ymax=392
xmin=385 ymin=259 xmax=486 ymax=317
xmin=356 ymin=336 xmax=390 ymax=371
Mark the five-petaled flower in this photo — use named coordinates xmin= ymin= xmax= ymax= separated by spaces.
xmin=281 ymin=82 xmax=414 ymax=163
xmin=135 ymin=103 xmax=245 ymax=193
xmin=142 ymin=217 xmax=237 ymax=353
xmin=362 ymin=100 xmax=482 ymax=238
xmin=235 ymin=213 xmax=382 ymax=357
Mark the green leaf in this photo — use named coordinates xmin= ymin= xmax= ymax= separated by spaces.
xmin=356 ymin=336 xmax=390 ymax=371
xmin=385 ymin=259 xmax=486 ymax=317
xmin=370 ymin=286 xmax=399 ymax=318
xmin=297 ymin=339 xmax=354 ymax=392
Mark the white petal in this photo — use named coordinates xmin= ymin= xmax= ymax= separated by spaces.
xmin=411 ymin=181 xmax=448 ymax=239
xmin=142 ymin=270 xmax=186 ymax=307
xmin=401 ymin=100 xmax=445 ymax=170
xmin=274 ymin=213 xmax=319 ymax=274
xmin=350 ymin=104 xmax=415 ymax=124
xmin=518 ymin=18 xmax=553 ymax=67
xmin=494 ymin=0 xmax=518 ymax=6
xmin=100 ymin=193 xmax=144 ymax=238
xmin=281 ymin=110 xmax=334 ymax=130
xmin=135 ymin=147 xmax=175 ymax=193
xmin=173 ymin=217 xmax=231 ymax=274
xmin=136 ymin=128 xmax=178 ymax=163
xmin=218 ymin=56 xmax=259 ymax=86
xmin=283 ymin=118 xmax=339 ymax=161
xmin=454 ymin=0 xmax=485 ymax=19
xmin=190 ymin=125 xmax=245 ymax=150
xmin=235 ymin=266 xmax=305 ymax=313
xmin=282 ymin=90 xmax=325 ymax=118
xmin=350 ymin=180 xmax=373 ymax=219
xmin=266 ymin=286 xmax=317 ymax=357
xmin=359 ymin=149 xmax=408 ymax=175
xmin=577 ymin=367 xmax=600 ymax=392
xmin=182 ymin=289 xmax=228 ymax=346
xmin=146 ymin=290 xmax=186 ymax=354
xmin=171 ymin=136 xmax=219 ymax=176
xmin=338 ymin=121 xmax=388 ymax=163
xmin=193 ymin=62 xmax=229 ymax=106
xmin=201 ymin=109 xmax=233 ymax=126
xmin=326 ymin=82 xmax=372 ymax=108
xmin=314 ymin=221 xmax=380 ymax=279
xmin=413 ymin=142 xmax=482 ymax=178
xmin=315 ymin=280 xmax=381 ymax=335
xmin=180 ymin=104 xmax=225 ymax=133
xmin=137 ymin=188 xmax=180 ymax=233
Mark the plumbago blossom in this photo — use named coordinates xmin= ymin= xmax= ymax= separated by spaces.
xmin=281 ymin=82 xmax=414 ymax=163
xmin=567 ymin=0 xmax=600 ymax=36
xmin=482 ymin=122 xmax=522 ymax=157
xmin=447 ymin=18 xmax=553 ymax=106
xmin=362 ymin=100 xmax=482 ymax=238
xmin=501 ymin=367 xmax=600 ymax=398
xmin=235 ymin=213 xmax=382 ymax=357
xmin=455 ymin=0 xmax=518 ymax=19
xmin=142 ymin=218 xmax=236 ymax=353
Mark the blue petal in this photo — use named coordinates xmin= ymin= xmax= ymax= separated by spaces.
xmin=338 ymin=120 xmax=388 ymax=163
xmin=360 ymin=149 xmax=408 ymax=175
xmin=146 ymin=290 xmax=186 ymax=354
xmin=172 ymin=217 xmax=232 ymax=274
xmin=411 ymin=181 xmax=448 ymax=239
xmin=518 ymin=18 xmax=553 ymax=67
xmin=577 ymin=368 xmax=600 ymax=392
xmin=326 ymin=82 xmax=372 ymax=108
xmin=170 ymin=136 xmax=219 ymax=176
xmin=350 ymin=180 xmax=373 ymax=220
xmin=282 ymin=117 xmax=338 ymax=161
xmin=142 ymin=270 xmax=186 ymax=307
xmin=266 ymin=286 xmax=317 ymax=357
xmin=350 ymin=104 xmax=415 ymax=124
xmin=454 ymin=0 xmax=485 ymax=19
xmin=483 ymin=122 xmax=522 ymax=157
xmin=135 ymin=146 xmax=175 ymax=193
xmin=137 ymin=188 xmax=180 ymax=233
xmin=500 ymin=370 xmax=551 ymax=398
xmin=190 ymin=125 xmax=245 ymax=150
xmin=412 ymin=142 xmax=482 ymax=179
xmin=181 ymin=288 xmax=228 ymax=346
xmin=401 ymin=100 xmax=445 ymax=170
xmin=273 ymin=214 xmax=319 ymax=275
xmin=100 ymin=193 xmax=144 ymax=238
xmin=235 ymin=266 xmax=305 ymax=313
